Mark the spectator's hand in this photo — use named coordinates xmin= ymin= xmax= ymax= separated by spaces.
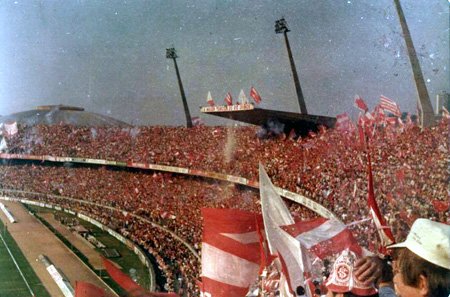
xmin=354 ymin=256 xmax=382 ymax=286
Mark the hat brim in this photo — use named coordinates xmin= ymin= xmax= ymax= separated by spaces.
xmin=387 ymin=241 xmax=407 ymax=249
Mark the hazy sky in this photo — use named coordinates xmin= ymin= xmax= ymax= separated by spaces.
xmin=0 ymin=0 xmax=448 ymax=125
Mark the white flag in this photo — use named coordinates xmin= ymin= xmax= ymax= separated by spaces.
xmin=238 ymin=89 xmax=249 ymax=104
xmin=259 ymin=164 xmax=311 ymax=296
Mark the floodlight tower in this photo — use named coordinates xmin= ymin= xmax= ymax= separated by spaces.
xmin=275 ymin=18 xmax=308 ymax=114
xmin=166 ymin=47 xmax=193 ymax=128
xmin=393 ymin=0 xmax=435 ymax=127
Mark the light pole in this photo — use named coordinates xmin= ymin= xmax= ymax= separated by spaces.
xmin=275 ymin=18 xmax=308 ymax=114
xmin=166 ymin=48 xmax=193 ymax=128
xmin=393 ymin=0 xmax=435 ymax=127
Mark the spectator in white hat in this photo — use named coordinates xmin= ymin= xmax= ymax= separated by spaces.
xmin=387 ymin=218 xmax=450 ymax=297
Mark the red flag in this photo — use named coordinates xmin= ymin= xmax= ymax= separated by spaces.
xmin=224 ymin=92 xmax=233 ymax=106
xmin=288 ymin=129 xmax=296 ymax=140
xmin=367 ymin=153 xmax=395 ymax=249
xmin=282 ymin=217 xmax=363 ymax=259
xmin=201 ymin=208 xmax=262 ymax=297
xmin=379 ymin=95 xmax=401 ymax=117
xmin=432 ymin=200 xmax=449 ymax=213
xmin=250 ymin=86 xmax=261 ymax=104
xmin=75 ymin=281 xmax=107 ymax=297
xmin=103 ymin=258 xmax=143 ymax=294
xmin=103 ymin=258 xmax=179 ymax=297
xmin=354 ymin=95 xmax=369 ymax=113
xmin=395 ymin=169 xmax=405 ymax=184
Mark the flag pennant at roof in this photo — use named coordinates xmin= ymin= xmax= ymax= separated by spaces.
xmin=250 ymin=86 xmax=261 ymax=104
xmin=354 ymin=95 xmax=369 ymax=113
xmin=201 ymin=208 xmax=262 ymax=297
xmin=379 ymin=95 xmax=401 ymax=117
xmin=238 ymin=89 xmax=249 ymax=104
xmin=259 ymin=163 xmax=311 ymax=296
xmin=224 ymin=92 xmax=233 ymax=106
xmin=366 ymin=153 xmax=395 ymax=250
xmin=206 ymin=91 xmax=215 ymax=106
xmin=282 ymin=217 xmax=363 ymax=259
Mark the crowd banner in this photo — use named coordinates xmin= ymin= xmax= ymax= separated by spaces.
xmin=149 ymin=164 xmax=189 ymax=174
xmin=0 ymin=202 xmax=16 ymax=223
xmin=226 ymin=175 xmax=248 ymax=185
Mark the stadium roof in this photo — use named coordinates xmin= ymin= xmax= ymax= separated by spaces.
xmin=0 ymin=105 xmax=131 ymax=127
xmin=201 ymin=104 xmax=336 ymax=136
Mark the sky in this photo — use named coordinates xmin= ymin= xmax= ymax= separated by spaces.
xmin=0 ymin=0 xmax=448 ymax=126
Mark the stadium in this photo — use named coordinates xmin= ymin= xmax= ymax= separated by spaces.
xmin=0 ymin=1 xmax=449 ymax=297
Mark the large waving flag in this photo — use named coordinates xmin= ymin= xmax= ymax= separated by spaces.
xmin=224 ymin=92 xmax=233 ymax=106
xmin=366 ymin=153 xmax=395 ymax=250
xmin=250 ymin=87 xmax=262 ymax=104
xmin=259 ymin=164 xmax=311 ymax=296
xmin=201 ymin=208 xmax=262 ymax=297
xmin=379 ymin=95 xmax=401 ymax=117
xmin=282 ymin=217 xmax=362 ymax=259
xmin=206 ymin=91 xmax=215 ymax=106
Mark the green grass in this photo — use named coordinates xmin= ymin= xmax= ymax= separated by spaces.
xmin=26 ymin=205 xmax=152 ymax=293
xmin=0 ymin=219 xmax=51 ymax=297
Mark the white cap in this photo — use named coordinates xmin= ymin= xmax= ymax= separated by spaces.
xmin=388 ymin=218 xmax=450 ymax=270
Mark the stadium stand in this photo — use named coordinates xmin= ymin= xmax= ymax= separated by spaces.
xmin=0 ymin=116 xmax=448 ymax=295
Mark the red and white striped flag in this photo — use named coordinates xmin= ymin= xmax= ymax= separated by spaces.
xmin=201 ymin=208 xmax=262 ymax=297
xmin=379 ymin=95 xmax=401 ymax=117
xmin=224 ymin=92 xmax=233 ymax=106
xmin=354 ymin=95 xmax=369 ymax=113
xmin=366 ymin=153 xmax=395 ymax=250
xmin=250 ymin=87 xmax=262 ymax=104
xmin=282 ymin=217 xmax=363 ymax=259
xmin=206 ymin=91 xmax=215 ymax=106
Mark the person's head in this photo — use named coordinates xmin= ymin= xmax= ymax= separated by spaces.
xmin=388 ymin=218 xmax=450 ymax=297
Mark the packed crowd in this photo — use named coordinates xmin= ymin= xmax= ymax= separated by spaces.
xmin=0 ymin=116 xmax=448 ymax=295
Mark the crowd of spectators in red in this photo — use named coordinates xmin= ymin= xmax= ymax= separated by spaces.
xmin=0 ymin=117 xmax=448 ymax=295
